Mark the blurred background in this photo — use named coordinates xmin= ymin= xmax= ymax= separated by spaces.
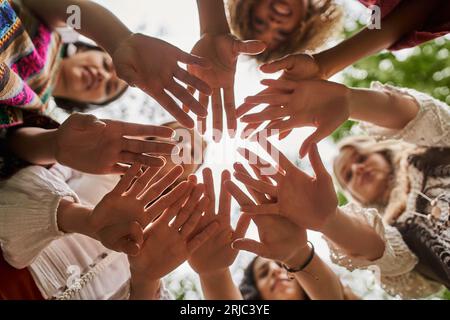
xmin=53 ymin=0 xmax=450 ymax=300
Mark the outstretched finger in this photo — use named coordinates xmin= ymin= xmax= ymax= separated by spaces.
xmin=232 ymin=238 xmax=267 ymax=256
xmin=153 ymin=91 xmax=194 ymax=128
xmin=212 ymin=89 xmax=223 ymax=142
xmin=241 ymin=106 xmax=288 ymax=123
xmin=171 ymin=183 xmax=205 ymax=229
xmin=223 ymin=87 xmax=237 ymax=137
xmin=179 ymin=196 xmax=211 ymax=237
xmin=260 ymin=55 xmax=296 ymax=74
xmin=175 ymin=68 xmax=211 ymax=96
xmin=111 ymin=163 xmax=142 ymax=195
xmin=144 ymin=180 xmax=193 ymax=224
xmin=168 ymin=80 xmax=207 ymax=117
xmin=139 ymin=165 xmax=184 ymax=204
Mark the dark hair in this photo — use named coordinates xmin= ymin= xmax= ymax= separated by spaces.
xmin=53 ymin=42 xmax=128 ymax=113
xmin=239 ymin=257 xmax=262 ymax=300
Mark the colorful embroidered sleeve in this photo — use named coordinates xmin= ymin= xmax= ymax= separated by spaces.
xmin=358 ymin=0 xmax=450 ymax=50
xmin=0 ymin=0 xmax=63 ymax=128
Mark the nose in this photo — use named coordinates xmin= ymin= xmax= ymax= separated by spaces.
xmin=270 ymin=265 xmax=283 ymax=279
xmin=351 ymin=163 xmax=365 ymax=176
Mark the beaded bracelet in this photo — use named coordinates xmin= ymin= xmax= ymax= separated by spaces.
xmin=282 ymin=241 xmax=315 ymax=273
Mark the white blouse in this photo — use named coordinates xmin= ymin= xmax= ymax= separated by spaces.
xmin=325 ymin=83 xmax=450 ymax=299
xmin=0 ymin=165 xmax=170 ymax=300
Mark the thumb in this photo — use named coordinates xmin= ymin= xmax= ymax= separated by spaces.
xmin=260 ymin=55 xmax=295 ymax=74
xmin=308 ymin=143 xmax=330 ymax=181
xmin=299 ymin=127 xmax=327 ymax=158
xmin=234 ymin=39 xmax=266 ymax=55
xmin=232 ymin=238 xmax=266 ymax=256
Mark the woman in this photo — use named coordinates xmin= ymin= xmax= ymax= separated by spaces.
xmin=237 ymin=78 xmax=450 ymax=298
xmin=0 ymin=123 xmax=212 ymax=300
xmin=1 ymin=0 xmax=211 ymax=130
xmin=228 ymin=0 xmax=343 ymax=63
xmin=240 ymin=256 xmax=359 ymax=300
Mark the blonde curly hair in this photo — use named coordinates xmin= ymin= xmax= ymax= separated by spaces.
xmin=227 ymin=0 xmax=344 ymax=63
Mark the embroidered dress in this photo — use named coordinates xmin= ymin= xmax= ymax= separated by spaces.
xmin=358 ymin=0 xmax=450 ymax=50
xmin=0 ymin=164 xmax=172 ymax=300
xmin=326 ymin=83 xmax=450 ymax=298
xmin=0 ymin=0 xmax=63 ymax=128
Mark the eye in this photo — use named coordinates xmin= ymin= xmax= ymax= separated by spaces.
xmin=357 ymin=155 xmax=367 ymax=163
xmin=103 ymin=57 xmax=112 ymax=72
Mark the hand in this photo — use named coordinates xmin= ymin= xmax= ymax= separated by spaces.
xmin=237 ymin=54 xmax=325 ymax=140
xmin=187 ymin=168 xmax=250 ymax=276
xmin=235 ymin=139 xmax=338 ymax=232
xmin=128 ymin=181 xmax=219 ymax=283
xmin=225 ymin=164 xmax=307 ymax=267
xmin=188 ymin=33 xmax=265 ymax=141
xmin=112 ymin=33 xmax=213 ymax=128
xmin=89 ymin=164 xmax=189 ymax=255
xmin=56 ymin=113 xmax=177 ymax=174
xmin=241 ymin=80 xmax=350 ymax=157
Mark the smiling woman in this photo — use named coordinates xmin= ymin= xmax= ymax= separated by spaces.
xmin=228 ymin=0 xmax=343 ymax=62
xmin=53 ymin=42 xmax=129 ymax=112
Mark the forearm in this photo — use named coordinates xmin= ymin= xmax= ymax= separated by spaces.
xmin=57 ymin=198 xmax=96 ymax=238
xmin=322 ymin=208 xmax=385 ymax=261
xmin=286 ymin=245 xmax=344 ymax=300
xmin=23 ymin=0 xmax=132 ymax=54
xmin=347 ymin=86 xmax=419 ymax=130
xmin=316 ymin=0 xmax=441 ymax=78
xmin=199 ymin=269 xmax=242 ymax=300
xmin=196 ymin=0 xmax=230 ymax=35
xmin=129 ymin=274 xmax=161 ymax=300
xmin=7 ymin=127 xmax=57 ymax=165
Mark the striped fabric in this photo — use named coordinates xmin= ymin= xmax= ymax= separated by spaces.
xmin=0 ymin=0 xmax=63 ymax=128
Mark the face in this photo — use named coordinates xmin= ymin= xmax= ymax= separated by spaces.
xmin=335 ymin=147 xmax=392 ymax=205
xmin=253 ymin=257 xmax=306 ymax=300
xmin=57 ymin=50 xmax=127 ymax=104
xmin=251 ymin=0 xmax=307 ymax=51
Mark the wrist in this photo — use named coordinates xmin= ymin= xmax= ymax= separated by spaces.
xmin=313 ymin=52 xmax=334 ymax=80
xmin=199 ymin=268 xmax=231 ymax=281
xmin=320 ymin=207 xmax=341 ymax=236
xmin=129 ymin=272 xmax=161 ymax=300
xmin=105 ymin=27 xmax=133 ymax=57
xmin=57 ymin=198 xmax=95 ymax=237
xmin=283 ymin=242 xmax=313 ymax=270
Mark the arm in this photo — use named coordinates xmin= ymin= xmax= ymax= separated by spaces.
xmin=196 ymin=0 xmax=230 ymax=36
xmin=7 ymin=113 xmax=176 ymax=174
xmin=22 ymin=0 xmax=131 ymax=55
xmin=347 ymin=86 xmax=420 ymax=131
xmin=322 ymin=208 xmax=385 ymax=261
xmin=284 ymin=243 xmax=345 ymax=300
xmin=199 ymin=269 xmax=242 ymax=300
xmin=352 ymin=83 xmax=450 ymax=148
xmin=7 ymin=127 xmax=57 ymax=165
xmin=316 ymin=0 xmax=442 ymax=78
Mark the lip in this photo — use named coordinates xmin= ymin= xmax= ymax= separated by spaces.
xmin=271 ymin=0 xmax=292 ymax=17
xmin=270 ymin=278 xmax=291 ymax=292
